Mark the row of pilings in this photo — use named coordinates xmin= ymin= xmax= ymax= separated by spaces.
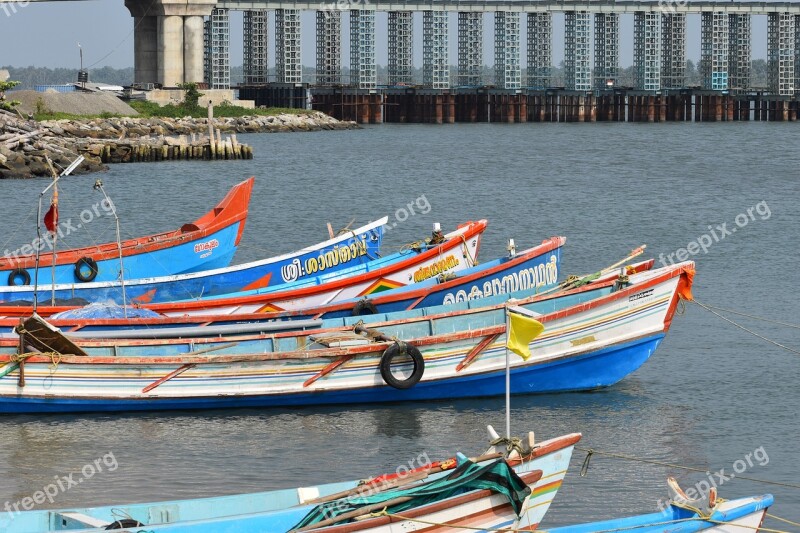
xmin=241 ymin=84 xmax=800 ymax=124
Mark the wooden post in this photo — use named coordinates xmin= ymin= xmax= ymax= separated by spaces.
xmin=207 ymin=100 xmax=215 ymax=159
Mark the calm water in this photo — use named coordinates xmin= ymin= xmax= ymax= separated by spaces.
xmin=0 ymin=122 xmax=798 ymax=525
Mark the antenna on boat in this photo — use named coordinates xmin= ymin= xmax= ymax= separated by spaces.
xmin=93 ymin=179 xmax=127 ymax=317
xmin=32 ymin=156 xmax=84 ymax=313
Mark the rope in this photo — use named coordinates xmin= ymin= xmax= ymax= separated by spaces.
xmin=575 ymin=446 xmax=800 ymax=490
xmin=691 ymin=300 xmax=800 ymax=356
xmin=489 ymin=436 xmax=525 ymax=457
xmin=580 ymin=448 xmax=594 ymax=476
xmin=460 ymin=235 xmax=477 ymax=268
xmin=10 ymin=351 xmax=62 ymax=369
xmin=692 ymin=299 xmax=800 ymax=329
xmin=767 ymin=514 xmax=800 ymax=528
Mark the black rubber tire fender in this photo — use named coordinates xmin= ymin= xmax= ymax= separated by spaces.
xmin=7 ymin=268 xmax=31 ymax=286
xmin=379 ymin=341 xmax=425 ymax=389
xmin=74 ymin=256 xmax=99 ymax=282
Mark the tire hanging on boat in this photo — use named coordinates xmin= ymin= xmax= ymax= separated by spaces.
xmin=379 ymin=341 xmax=425 ymax=389
xmin=105 ymin=519 xmax=144 ymax=530
xmin=7 ymin=268 xmax=30 ymax=286
xmin=74 ymin=256 xmax=99 ymax=282
xmin=352 ymin=298 xmax=379 ymax=316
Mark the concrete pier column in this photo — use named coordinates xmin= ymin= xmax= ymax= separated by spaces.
xmin=183 ymin=15 xmax=205 ymax=84
xmin=158 ymin=15 xmax=184 ymax=87
xmin=133 ymin=16 xmax=158 ymax=85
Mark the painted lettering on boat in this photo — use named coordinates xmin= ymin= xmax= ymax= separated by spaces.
xmin=570 ymin=335 xmax=596 ymax=347
xmin=628 ymin=288 xmax=655 ymax=303
xmin=441 ymin=255 xmax=559 ymax=305
xmin=193 ymin=239 xmax=219 ymax=254
xmin=280 ymin=238 xmax=369 ymax=283
xmin=413 ymin=255 xmax=460 ymax=283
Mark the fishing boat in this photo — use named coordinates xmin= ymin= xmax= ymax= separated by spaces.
xmin=0 ymin=216 xmax=388 ymax=307
xmin=0 ymin=236 xmax=576 ymax=338
xmin=547 ymin=479 xmax=772 ymax=533
xmin=0 ymin=260 xmax=693 ymax=413
xmin=0 ymin=220 xmax=487 ymax=315
xmin=0 ymin=428 xmax=580 ymax=532
xmin=0 ymin=177 xmax=254 ymax=287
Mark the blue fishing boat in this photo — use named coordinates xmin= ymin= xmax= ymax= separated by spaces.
xmin=548 ymin=486 xmax=772 ymax=533
xmin=0 ymin=261 xmax=694 ymax=413
xmin=0 ymin=430 xmax=580 ymax=533
xmin=0 ymin=177 xmax=254 ymax=286
xmin=0 ymin=217 xmax=388 ymax=307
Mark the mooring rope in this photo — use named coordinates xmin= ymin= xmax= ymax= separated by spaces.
xmin=692 ymin=300 xmax=800 ymax=329
xmin=690 ymin=300 xmax=800 ymax=356
xmin=576 ymin=447 xmax=800 ymax=491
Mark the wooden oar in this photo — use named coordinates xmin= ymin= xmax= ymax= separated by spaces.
xmin=303 ymin=470 xmax=430 ymax=506
xmin=292 ymin=496 xmax=415 ymax=532
xmin=456 ymin=333 xmax=500 ymax=372
xmin=540 ymin=244 xmax=647 ymax=296
xmin=303 ymin=355 xmax=354 ymax=388
xmin=140 ymin=342 xmax=239 ymax=393
xmin=302 ymin=452 xmax=503 ymax=506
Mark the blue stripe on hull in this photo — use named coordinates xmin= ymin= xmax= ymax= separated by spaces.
xmin=0 ymin=334 xmax=664 ymax=414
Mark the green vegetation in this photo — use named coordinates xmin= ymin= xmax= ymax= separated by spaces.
xmin=127 ymin=100 xmax=313 ymax=119
xmin=33 ymin=111 xmax=123 ymax=121
xmin=0 ymin=80 xmax=21 ymax=111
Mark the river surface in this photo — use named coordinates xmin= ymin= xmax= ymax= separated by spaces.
xmin=0 ymin=122 xmax=798 ymax=526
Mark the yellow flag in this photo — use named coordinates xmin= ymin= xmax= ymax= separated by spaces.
xmin=506 ymin=311 xmax=545 ymax=361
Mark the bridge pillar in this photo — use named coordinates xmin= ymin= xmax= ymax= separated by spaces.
xmin=796 ymin=16 xmax=800 ymax=93
xmin=495 ymin=12 xmax=521 ymax=89
xmin=244 ymin=10 xmax=269 ymax=84
xmin=126 ymin=0 xmax=216 ymax=88
xmin=316 ymin=10 xmax=341 ymax=85
xmin=276 ymin=9 xmax=302 ymax=83
xmin=767 ymin=13 xmax=795 ymax=95
xmin=593 ymin=13 xmax=619 ymax=89
xmin=184 ymin=15 xmax=205 ymax=84
xmin=350 ymin=10 xmax=376 ymax=89
xmin=700 ymin=12 xmax=729 ymax=90
xmin=634 ymin=11 xmax=661 ymax=91
xmin=158 ymin=15 xmax=184 ymax=87
xmin=388 ymin=12 xmax=413 ymax=85
xmin=728 ymin=14 xmax=751 ymax=93
xmin=564 ymin=11 xmax=591 ymax=91
xmin=133 ymin=15 xmax=158 ymax=85
xmin=457 ymin=12 xmax=482 ymax=86
xmin=423 ymin=10 xmax=449 ymax=89
xmin=661 ymin=13 xmax=686 ymax=89
xmin=527 ymin=13 xmax=552 ymax=89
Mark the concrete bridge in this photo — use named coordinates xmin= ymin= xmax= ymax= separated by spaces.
xmin=8 ymin=0 xmax=800 ymax=95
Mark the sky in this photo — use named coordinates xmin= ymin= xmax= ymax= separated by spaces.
xmin=0 ymin=1 xmax=771 ymax=70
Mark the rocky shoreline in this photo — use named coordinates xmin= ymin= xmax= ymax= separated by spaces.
xmin=0 ymin=111 xmax=359 ymax=179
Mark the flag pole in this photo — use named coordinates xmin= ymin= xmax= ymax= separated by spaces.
xmin=505 ymin=305 xmax=511 ymax=439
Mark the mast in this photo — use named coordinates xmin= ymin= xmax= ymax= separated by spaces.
xmin=93 ymin=179 xmax=127 ymax=317
xmin=32 ymin=156 xmax=84 ymax=314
